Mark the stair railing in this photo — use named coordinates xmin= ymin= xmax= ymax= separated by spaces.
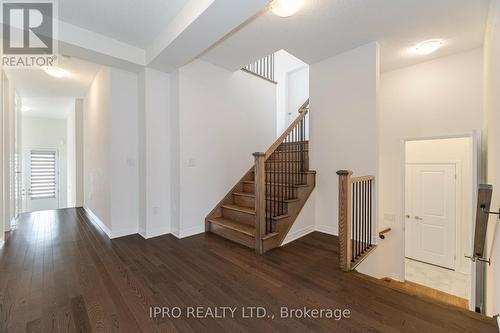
xmin=243 ymin=53 xmax=276 ymax=83
xmin=336 ymin=170 xmax=375 ymax=271
xmin=253 ymin=99 xmax=309 ymax=253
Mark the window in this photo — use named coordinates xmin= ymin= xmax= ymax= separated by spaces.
xmin=30 ymin=150 xmax=57 ymax=199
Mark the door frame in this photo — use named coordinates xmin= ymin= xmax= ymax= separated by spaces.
xmin=23 ymin=146 xmax=60 ymax=212
xmin=399 ymin=131 xmax=480 ymax=311
xmin=405 ymin=161 xmax=461 ymax=270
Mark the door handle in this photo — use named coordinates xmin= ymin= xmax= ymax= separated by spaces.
xmin=415 ymin=216 xmax=423 ymax=220
xmin=405 ymin=214 xmax=411 ymax=218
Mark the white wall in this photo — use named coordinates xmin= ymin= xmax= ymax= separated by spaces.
xmin=75 ymin=99 xmax=84 ymax=207
xmin=109 ymin=68 xmax=140 ymax=237
xmin=0 ymin=71 xmax=5 ymax=245
xmin=286 ymin=66 xmax=309 ymax=126
xmin=374 ymin=48 xmax=484 ymax=281
xmin=275 ymin=50 xmax=309 ymax=135
xmin=3 ymin=73 xmax=16 ymax=231
xmin=67 ymin=103 xmax=76 ymax=207
xmin=138 ymin=68 xmax=172 ymax=239
xmin=175 ymin=59 xmax=276 ymax=237
xmin=83 ymin=66 xmax=140 ymax=238
xmin=84 ymin=67 xmax=112 ymax=231
xmin=406 ymin=138 xmax=473 ymax=275
xmin=310 ymin=42 xmax=379 ymax=237
xmin=484 ymin=0 xmax=500 ymax=317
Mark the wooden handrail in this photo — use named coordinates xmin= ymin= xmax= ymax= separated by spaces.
xmin=351 ymin=175 xmax=375 ymax=183
xmin=379 ymin=228 xmax=391 ymax=239
xmin=259 ymin=98 xmax=309 ymax=160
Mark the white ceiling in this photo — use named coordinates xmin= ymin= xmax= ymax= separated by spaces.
xmin=21 ymin=98 xmax=75 ymax=119
xmin=7 ymin=56 xmax=101 ymax=98
xmin=201 ymin=0 xmax=491 ymax=72
xmin=59 ymin=0 xmax=191 ymax=49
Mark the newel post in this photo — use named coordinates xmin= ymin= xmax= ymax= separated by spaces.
xmin=337 ymin=170 xmax=352 ymax=271
xmin=253 ymin=152 xmax=266 ymax=254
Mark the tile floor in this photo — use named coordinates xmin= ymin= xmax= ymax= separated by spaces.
xmin=405 ymin=258 xmax=470 ymax=299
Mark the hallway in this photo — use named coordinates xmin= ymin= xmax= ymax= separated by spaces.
xmin=0 ymin=208 xmax=496 ymax=332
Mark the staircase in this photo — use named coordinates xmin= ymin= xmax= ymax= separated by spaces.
xmin=205 ymin=100 xmax=315 ymax=253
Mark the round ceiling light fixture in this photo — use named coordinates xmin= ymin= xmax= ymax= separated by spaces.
xmin=413 ymin=39 xmax=444 ymax=55
xmin=271 ymin=0 xmax=304 ymax=17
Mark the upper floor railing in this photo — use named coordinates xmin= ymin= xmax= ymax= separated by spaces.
xmin=242 ymin=53 xmax=276 ymax=83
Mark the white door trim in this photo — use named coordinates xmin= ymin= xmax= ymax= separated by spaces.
xmin=400 ymin=131 xmax=479 ymax=311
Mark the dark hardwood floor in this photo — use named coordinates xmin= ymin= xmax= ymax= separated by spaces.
xmin=0 ymin=208 xmax=496 ymax=332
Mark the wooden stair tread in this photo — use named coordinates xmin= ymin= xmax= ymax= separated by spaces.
xmin=221 ymin=204 xmax=255 ymax=215
xmin=233 ymin=192 xmax=300 ymax=202
xmin=208 ymin=217 xmax=255 ymax=237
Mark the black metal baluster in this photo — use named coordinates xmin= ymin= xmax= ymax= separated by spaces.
xmin=354 ymin=182 xmax=357 ymax=260
xmin=271 ymin=148 xmax=279 ymax=230
xmin=300 ymin=118 xmax=304 ymax=184
xmin=358 ymin=182 xmax=361 ymax=257
xmin=369 ymin=180 xmax=372 ymax=247
xmin=351 ymin=182 xmax=355 ymax=262
xmin=280 ymin=138 xmax=283 ymax=216
xmin=267 ymin=160 xmax=270 ymax=234
xmin=366 ymin=181 xmax=369 ymax=250
xmin=293 ymin=126 xmax=299 ymax=185
xmin=364 ymin=181 xmax=367 ymax=252
xmin=354 ymin=182 xmax=357 ymax=258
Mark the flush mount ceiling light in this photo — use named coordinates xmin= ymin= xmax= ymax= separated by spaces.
xmin=271 ymin=0 xmax=304 ymax=17
xmin=413 ymin=39 xmax=444 ymax=55
xmin=43 ymin=67 xmax=68 ymax=78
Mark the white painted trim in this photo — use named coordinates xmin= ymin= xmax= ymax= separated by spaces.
xmin=282 ymin=225 xmax=315 ymax=245
xmin=83 ymin=206 xmax=138 ymax=239
xmin=496 ymin=316 xmax=499 ymax=332
xmin=111 ymin=227 xmax=139 ymax=239
xmin=172 ymin=225 xmax=204 ymax=239
xmin=315 ymin=224 xmax=336 ymax=235
xmin=83 ymin=206 xmax=112 ymax=237
xmin=139 ymin=226 xmax=171 ymax=240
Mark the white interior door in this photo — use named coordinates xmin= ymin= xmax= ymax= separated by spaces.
xmin=25 ymin=149 xmax=59 ymax=212
xmin=405 ymin=163 xmax=456 ymax=269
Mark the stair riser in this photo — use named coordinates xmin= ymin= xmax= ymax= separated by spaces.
xmin=221 ymin=207 xmax=255 ymax=225
xmin=242 ymin=182 xmax=255 ymax=194
xmin=209 ymin=223 xmax=254 ymax=249
xmin=233 ymin=194 xmax=255 ymax=208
